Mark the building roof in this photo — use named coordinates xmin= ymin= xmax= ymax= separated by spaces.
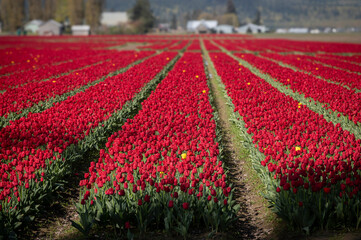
xmin=236 ymin=23 xmax=267 ymax=33
xmin=215 ymin=25 xmax=234 ymax=33
xmin=186 ymin=20 xmax=218 ymax=32
xmin=25 ymin=19 xmax=44 ymax=27
xmin=238 ymin=23 xmax=265 ymax=29
xmin=39 ymin=20 xmax=62 ymax=28
xmin=71 ymin=25 xmax=90 ymax=31
xmin=101 ymin=12 xmax=128 ymax=26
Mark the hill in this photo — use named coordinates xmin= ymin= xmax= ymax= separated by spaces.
xmin=105 ymin=0 xmax=361 ymax=28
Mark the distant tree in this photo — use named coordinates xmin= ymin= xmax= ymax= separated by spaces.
xmin=217 ymin=13 xmax=239 ymax=27
xmin=226 ymin=0 xmax=237 ymax=14
xmin=191 ymin=9 xmax=201 ymax=20
xmin=55 ymin=0 xmax=70 ymax=23
xmin=28 ymin=0 xmax=43 ymax=20
xmin=69 ymin=0 xmax=84 ymax=25
xmin=128 ymin=0 xmax=155 ymax=33
xmin=0 ymin=0 xmax=25 ymax=31
xmin=252 ymin=9 xmax=262 ymax=25
xmin=183 ymin=12 xmax=191 ymax=28
xmin=171 ymin=14 xmax=177 ymax=29
xmin=197 ymin=12 xmax=216 ymax=20
xmin=43 ymin=0 xmax=56 ymax=20
xmin=85 ymin=0 xmax=104 ymax=29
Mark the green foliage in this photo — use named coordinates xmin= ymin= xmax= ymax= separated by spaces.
xmin=226 ymin=0 xmax=237 ymax=14
xmin=54 ymin=0 xmax=70 ymax=23
xmin=128 ymin=0 xmax=155 ymax=33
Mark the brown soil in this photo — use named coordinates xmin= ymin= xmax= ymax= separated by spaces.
xmin=254 ymin=33 xmax=361 ymax=44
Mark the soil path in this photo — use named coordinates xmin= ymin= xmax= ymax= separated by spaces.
xmin=205 ymin=56 xmax=276 ymax=239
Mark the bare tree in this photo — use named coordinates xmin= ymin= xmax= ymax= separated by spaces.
xmin=0 ymin=0 xmax=25 ymax=31
xmin=85 ymin=0 xmax=104 ymax=28
xmin=43 ymin=0 xmax=56 ymax=20
xmin=69 ymin=0 xmax=84 ymax=25
xmin=29 ymin=0 xmax=43 ymax=20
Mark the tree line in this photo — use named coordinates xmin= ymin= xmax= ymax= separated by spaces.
xmin=0 ymin=0 xmax=104 ymax=32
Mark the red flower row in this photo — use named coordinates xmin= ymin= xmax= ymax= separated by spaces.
xmin=169 ymin=40 xmax=190 ymax=50
xmin=0 ymin=48 xmax=106 ymax=76
xmin=0 ymin=49 xmax=117 ymax=91
xmin=78 ymin=52 xmax=231 ymax=209
xmin=210 ymin=52 xmax=361 ymax=197
xmin=308 ymin=55 xmax=361 ymax=73
xmin=317 ymin=54 xmax=361 ymax=65
xmin=138 ymin=40 xmax=179 ymax=50
xmin=203 ymin=40 xmax=220 ymax=51
xmin=187 ymin=40 xmax=201 ymax=51
xmin=0 ymin=51 xmax=153 ymax=117
xmin=213 ymin=38 xmax=361 ymax=53
xmin=0 ymin=52 xmax=177 ymax=204
xmin=262 ymin=53 xmax=361 ymax=90
xmin=236 ymin=53 xmax=361 ymax=124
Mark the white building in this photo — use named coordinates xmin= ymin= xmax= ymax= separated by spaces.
xmin=24 ymin=19 xmax=44 ymax=34
xmin=215 ymin=25 xmax=235 ymax=34
xmin=38 ymin=20 xmax=62 ymax=36
xmin=71 ymin=25 xmax=90 ymax=36
xmin=288 ymin=28 xmax=309 ymax=34
xmin=275 ymin=28 xmax=287 ymax=34
xmin=186 ymin=20 xmax=218 ymax=34
xmin=101 ymin=12 xmax=128 ymax=27
xmin=237 ymin=23 xmax=266 ymax=34
xmin=310 ymin=29 xmax=320 ymax=34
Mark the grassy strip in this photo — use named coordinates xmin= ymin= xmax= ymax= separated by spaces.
xmin=0 ymin=53 xmax=157 ymax=129
xmin=0 ymin=52 xmax=181 ymax=239
xmin=202 ymin=44 xmax=268 ymax=204
xmin=201 ymin=41 xmax=280 ymax=236
xmin=212 ymin=42 xmax=361 ymax=140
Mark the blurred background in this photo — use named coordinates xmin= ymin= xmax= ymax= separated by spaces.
xmin=0 ymin=0 xmax=360 ymax=35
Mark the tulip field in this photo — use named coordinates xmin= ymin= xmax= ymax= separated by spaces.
xmin=0 ymin=35 xmax=361 ymax=239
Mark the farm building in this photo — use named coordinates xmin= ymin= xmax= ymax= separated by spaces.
xmin=158 ymin=23 xmax=171 ymax=32
xmin=186 ymin=20 xmax=218 ymax=34
xmin=24 ymin=20 xmax=44 ymax=34
xmin=38 ymin=20 xmax=62 ymax=36
xmin=215 ymin=25 xmax=235 ymax=34
xmin=101 ymin=12 xmax=128 ymax=27
xmin=237 ymin=23 xmax=266 ymax=34
xmin=288 ymin=28 xmax=309 ymax=33
xmin=71 ymin=25 xmax=91 ymax=36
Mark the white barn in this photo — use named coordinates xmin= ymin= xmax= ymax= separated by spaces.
xmin=288 ymin=28 xmax=309 ymax=34
xmin=71 ymin=25 xmax=90 ymax=36
xmin=101 ymin=12 xmax=128 ymax=26
xmin=237 ymin=23 xmax=266 ymax=34
xmin=215 ymin=25 xmax=235 ymax=34
xmin=187 ymin=20 xmax=218 ymax=34
xmin=38 ymin=20 xmax=62 ymax=36
xmin=24 ymin=19 xmax=44 ymax=34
